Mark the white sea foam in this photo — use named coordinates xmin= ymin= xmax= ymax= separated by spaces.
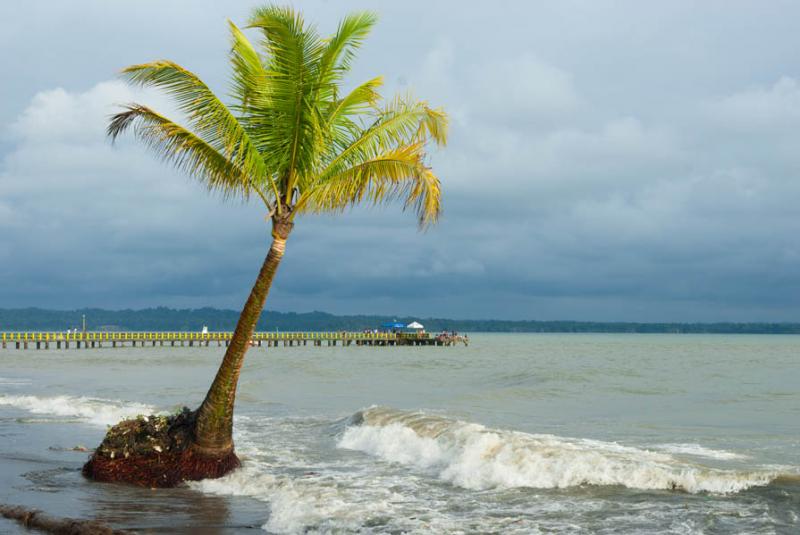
xmin=191 ymin=461 xmax=395 ymax=534
xmin=338 ymin=407 xmax=779 ymax=494
xmin=655 ymin=443 xmax=749 ymax=461
xmin=0 ymin=394 xmax=155 ymax=426
xmin=193 ymin=418 xmax=435 ymax=534
xmin=0 ymin=377 xmax=31 ymax=386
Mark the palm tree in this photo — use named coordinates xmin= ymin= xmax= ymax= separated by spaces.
xmin=83 ymin=5 xmax=446 ymax=486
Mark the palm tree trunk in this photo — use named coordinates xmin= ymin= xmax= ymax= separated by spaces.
xmin=193 ymin=218 xmax=292 ymax=453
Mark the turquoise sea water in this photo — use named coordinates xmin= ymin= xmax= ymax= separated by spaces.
xmin=1 ymin=333 xmax=798 ymax=533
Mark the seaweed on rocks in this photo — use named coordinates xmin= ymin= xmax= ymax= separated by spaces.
xmin=94 ymin=408 xmax=193 ymax=459
xmin=82 ymin=407 xmax=240 ymax=488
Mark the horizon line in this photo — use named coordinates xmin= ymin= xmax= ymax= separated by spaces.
xmin=2 ymin=306 xmax=799 ymax=326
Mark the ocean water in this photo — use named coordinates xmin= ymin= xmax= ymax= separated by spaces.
xmin=0 ymin=333 xmax=798 ymax=533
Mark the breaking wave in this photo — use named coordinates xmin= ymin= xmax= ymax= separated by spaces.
xmin=339 ymin=407 xmax=781 ymax=494
xmin=191 ymin=464 xmax=385 ymax=534
xmin=0 ymin=394 xmax=155 ymax=426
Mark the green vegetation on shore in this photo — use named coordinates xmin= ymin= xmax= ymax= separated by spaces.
xmin=1 ymin=307 xmax=798 ymax=334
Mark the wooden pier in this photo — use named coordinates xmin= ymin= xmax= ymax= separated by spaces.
xmin=0 ymin=331 xmax=466 ymax=350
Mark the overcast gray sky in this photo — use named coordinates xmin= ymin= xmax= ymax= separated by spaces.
xmin=1 ymin=0 xmax=799 ymax=321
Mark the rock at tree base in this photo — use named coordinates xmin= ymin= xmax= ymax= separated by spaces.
xmin=82 ymin=408 xmax=240 ymax=488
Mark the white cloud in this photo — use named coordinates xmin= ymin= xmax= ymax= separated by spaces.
xmin=416 ymin=43 xmax=581 ymax=128
xmin=472 ymin=54 xmax=582 ymax=122
xmin=436 ymin=114 xmax=682 ymax=204
xmin=0 ymin=80 xmax=267 ymax=307
xmin=11 ymin=82 xmax=130 ymax=144
xmin=708 ymin=76 xmax=800 ymax=128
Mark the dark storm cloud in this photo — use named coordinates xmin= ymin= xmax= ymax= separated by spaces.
xmin=1 ymin=0 xmax=800 ymax=321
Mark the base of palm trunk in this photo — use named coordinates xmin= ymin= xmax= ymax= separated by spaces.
xmin=82 ymin=408 xmax=240 ymax=488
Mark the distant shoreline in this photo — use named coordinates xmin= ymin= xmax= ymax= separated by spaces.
xmin=1 ymin=307 xmax=799 ymax=335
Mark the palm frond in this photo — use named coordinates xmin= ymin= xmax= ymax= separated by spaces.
xmin=316 ymin=95 xmax=448 ymax=185
xmin=419 ymin=106 xmax=449 ymax=147
xmin=316 ymin=11 xmax=378 ymax=94
xmin=120 ymin=60 xmax=273 ymax=196
xmin=228 ymin=20 xmax=268 ymax=110
xmin=323 ymin=76 xmax=383 ymax=133
xmin=108 ymin=104 xmax=271 ymax=202
xmin=296 ymin=143 xmax=441 ymax=227
xmin=247 ymin=6 xmax=327 ymax=195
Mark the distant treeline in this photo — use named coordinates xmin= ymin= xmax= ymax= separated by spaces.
xmin=0 ymin=307 xmax=799 ymax=334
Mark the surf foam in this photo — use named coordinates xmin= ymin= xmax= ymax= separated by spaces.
xmin=191 ymin=461 xmax=395 ymax=534
xmin=0 ymin=377 xmax=31 ymax=386
xmin=655 ymin=443 xmax=749 ymax=461
xmin=339 ymin=407 xmax=778 ymax=494
xmin=0 ymin=394 xmax=155 ymax=426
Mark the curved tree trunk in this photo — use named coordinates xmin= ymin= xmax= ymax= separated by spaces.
xmin=194 ymin=217 xmax=292 ymax=453
xmin=83 ymin=216 xmax=292 ymax=487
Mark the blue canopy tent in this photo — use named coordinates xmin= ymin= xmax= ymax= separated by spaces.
xmin=381 ymin=321 xmax=406 ymax=330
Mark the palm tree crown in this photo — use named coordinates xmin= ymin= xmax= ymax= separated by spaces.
xmin=109 ymin=5 xmax=447 ymax=229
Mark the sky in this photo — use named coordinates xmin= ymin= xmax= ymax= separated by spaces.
xmin=1 ymin=0 xmax=800 ymax=322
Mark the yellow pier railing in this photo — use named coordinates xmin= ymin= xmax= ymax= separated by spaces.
xmin=0 ymin=330 xmax=451 ymax=349
xmin=0 ymin=331 xmax=404 ymax=342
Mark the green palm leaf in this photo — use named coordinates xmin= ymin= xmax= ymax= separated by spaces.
xmin=121 ymin=60 xmax=276 ymax=203
xmin=108 ymin=104 xmax=272 ymax=202
xmin=297 ymin=142 xmax=441 ymax=227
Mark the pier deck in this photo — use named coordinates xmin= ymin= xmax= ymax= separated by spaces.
xmin=0 ymin=331 xmax=465 ymax=349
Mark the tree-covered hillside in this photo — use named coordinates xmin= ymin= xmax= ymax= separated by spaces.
xmin=1 ymin=308 xmax=799 ymax=334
